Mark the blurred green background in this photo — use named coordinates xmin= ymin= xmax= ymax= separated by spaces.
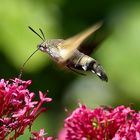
xmin=1 ymin=0 xmax=140 ymax=139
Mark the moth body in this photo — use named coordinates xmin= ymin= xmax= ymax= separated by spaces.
xmin=27 ymin=23 xmax=108 ymax=82
xmin=38 ymin=41 xmax=108 ymax=81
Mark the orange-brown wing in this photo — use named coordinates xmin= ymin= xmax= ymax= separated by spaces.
xmin=57 ymin=22 xmax=102 ymax=63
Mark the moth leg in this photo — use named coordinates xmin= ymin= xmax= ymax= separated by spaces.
xmin=67 ymin=66 xmax=86 ymax=76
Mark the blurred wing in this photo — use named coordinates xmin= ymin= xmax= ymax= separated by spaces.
xmin=78 ymin=31 xmax=107 ymax=55
xmin=58 ymin=22 xmax=102 ymax=62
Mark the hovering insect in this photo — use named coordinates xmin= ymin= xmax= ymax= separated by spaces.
xmin=19 ymin=23 xmax=108 ymax=81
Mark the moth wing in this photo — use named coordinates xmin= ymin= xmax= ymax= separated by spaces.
xmin=58 ymin=22 xmax=102 ymax=62
xmin=78 ymin=30 xmax=107 ymax=56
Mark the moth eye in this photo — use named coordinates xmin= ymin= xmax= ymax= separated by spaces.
xmin=38 ymin=44 xmax=44 ymax=51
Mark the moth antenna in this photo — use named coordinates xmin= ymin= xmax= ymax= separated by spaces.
xmin=39 ymin=28 xmax=45 ymax=40
xmin=18 ymin=48 xmax=39 ymax=79
xmin=28 ymin=26 xmax=44 ymax=41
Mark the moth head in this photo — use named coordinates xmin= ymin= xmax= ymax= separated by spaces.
xmin=37 ymin=42 xmax=48 ymax=52
xmin=38 ymin=39 xmax=64 ymax=52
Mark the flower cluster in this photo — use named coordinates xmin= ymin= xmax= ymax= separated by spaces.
xmin=0 ymin=78 xmax=52 ymax=140
xmin=1 ymin=78 xmax=140 ymax=140
xmin=64 ymin=104 xmax=140 ymax=140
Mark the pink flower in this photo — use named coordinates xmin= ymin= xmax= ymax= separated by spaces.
xmin=31 ymin=129 xmax=53 ymax=140
xmin=63 ymin=104 xmax=140 ymax=140
xmin=113 ymin=112 xmax=140 ymax=140
xmin=58 ymin=128 xmax=67 ymax=140
xmin=0 ymin=78 xmax=52 ymax=140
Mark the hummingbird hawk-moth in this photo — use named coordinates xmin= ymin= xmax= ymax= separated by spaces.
xmin=19 ymin=23 xmax=108 ymax=81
